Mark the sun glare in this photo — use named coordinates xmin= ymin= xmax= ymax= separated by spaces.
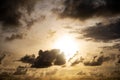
xmin=53 ymin=35 xmax=79 ymax=61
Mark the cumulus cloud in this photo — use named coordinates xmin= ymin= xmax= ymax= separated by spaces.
xmin=32 ymin=49 xmax=66 ymax=68
xmin=81 ymin=19 xmax=120 ymax=42
xmin=19 ymin=54 xmax=35 ymax=64
xmin=83 ymin=55 xmax=110 ymax=66
xmin=67 ymin=49 xmax=120 ymax=66
xmin=20 ymin=49 xmax=66 ymax=68
xmin=61 ymin=0 xmax=120 ymax=20
xmin=82 ymin=51 xmax=120 ymax=66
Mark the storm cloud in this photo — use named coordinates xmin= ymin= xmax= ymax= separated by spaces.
xmin=0 ymin=0 xmax=38 ymax=27
xmin=82 ymin=19 xmax=120 ymax=42
xmin=62 ymin=0 xmax=120 ymax=20
xmin=20 ymin=54 xmax=35 ymax=64
xmin=32 ymin=49 xmax=66 ymax=68
xmin=0 ymin=0 xmax=44 ymax=42
xmin=20 ymin=49 xmax=66 ymax=68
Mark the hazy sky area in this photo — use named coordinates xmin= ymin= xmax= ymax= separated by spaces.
xmin=0 ymin=0 xmax=110 ymax=55
xmin=0 ymin=0 xmax=120 ymax=80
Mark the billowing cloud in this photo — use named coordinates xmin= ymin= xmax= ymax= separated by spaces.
xmin=67 ymin=49 xmax=120 ymax=66
xmin=32 ymin=49 xmax=66 ymax=68
xmin=20 ymin=49 xmax=66 ymax=68
xmin=19 ymin=54 xmax=35 ymax=64
xmin=82 ymin=19 xmax=120 ymax=42
xmin=83 ymin=55 xmax=110 ymax=66
xmin=62 ymin=0 xmax=120 ymax=20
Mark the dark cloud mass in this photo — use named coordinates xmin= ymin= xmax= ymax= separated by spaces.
xmin=83 ymin=55 xmax=110 ymax=66
xmin=19 ymin=54 xmax=35 ymax=64
xmin=0 ymin=0 xmax=38 ymax=31
xmin=67 ymin=50 xmax=120 ymax=66
xmin=82 ymin=19 xmax=120 ymax=42
xmin=20 ymin=49 xmax=66 ymax=68
xmin=32 ymin=49 xmax=66 ymax=68
xmin=62 ymin=0 xmax=120 ymax=19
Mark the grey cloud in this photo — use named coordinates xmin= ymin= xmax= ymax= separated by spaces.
xmin=61 ymin=0 xmax=120 ymax=20
xmin=20 ymin=49 xmax=66 ymax=68
xmin=0 ymin=0 xmax=40 ymax=32
xmin=19 ymin=54 xmax=35 ymax=64
xmin=5 ymin=33 xmax=25 ymax=41
xmin=0 ymin=0 xmax=38 ymax=27
xmin=82 ymin=19 xmax=120 ymax=42
xmin=83 ymin=55 xmax=110 ymax=66
xmin=32 ymin=49 xmax=66 ymax=68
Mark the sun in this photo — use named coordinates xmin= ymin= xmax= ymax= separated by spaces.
xmin=53 ymin=35 xmax=79 ymax=61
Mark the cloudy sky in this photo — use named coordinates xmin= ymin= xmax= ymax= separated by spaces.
xmin=0 ymin=0 xmax=120 ymax=79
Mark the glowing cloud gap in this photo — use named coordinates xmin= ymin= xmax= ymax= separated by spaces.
xmin=53 ymin=35 xmax=79 ymax=61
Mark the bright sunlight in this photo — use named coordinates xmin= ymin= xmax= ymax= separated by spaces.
xmin=53 ymin=34 xmax=79 ymax=61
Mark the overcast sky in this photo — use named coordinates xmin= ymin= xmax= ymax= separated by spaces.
xmin=0 ymin=0 xmax=120 ymax=68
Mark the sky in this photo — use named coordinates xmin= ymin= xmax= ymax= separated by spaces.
xmin=0 ymin=0 xmax=107 ymax=54
xmin=0 ymin=0 xmax=120 ymax=79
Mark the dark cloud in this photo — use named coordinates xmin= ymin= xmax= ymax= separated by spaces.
xmin=32 ymin=49 xmax=66 ymax=68
xmin=83 ymin=54 xmax=111 ymax=66
xmin=5 ymin=33 xmax=25 ymax=41
xmin=0 ymin=0 xmax=39 ymax=32
xmin=29 ymin=49 xmax=66 ymax=68
xmin=82 ymin=19 xmax=120 ymax=42
xmin=19 ymin=54 xmax=35 ymax=64
xmin=66 ymin=47 xmax=120 ymax=66
xmin=61 ymin=0 xmax=120 ymax=20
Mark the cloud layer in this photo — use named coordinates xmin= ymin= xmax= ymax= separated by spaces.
xmin=62 ymin=0 xmax=120 ymax=19
xmin=82 ymin=19 xmax=120 ymax=42
xmin=0 ymin=0 xmax=38 ymax=27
